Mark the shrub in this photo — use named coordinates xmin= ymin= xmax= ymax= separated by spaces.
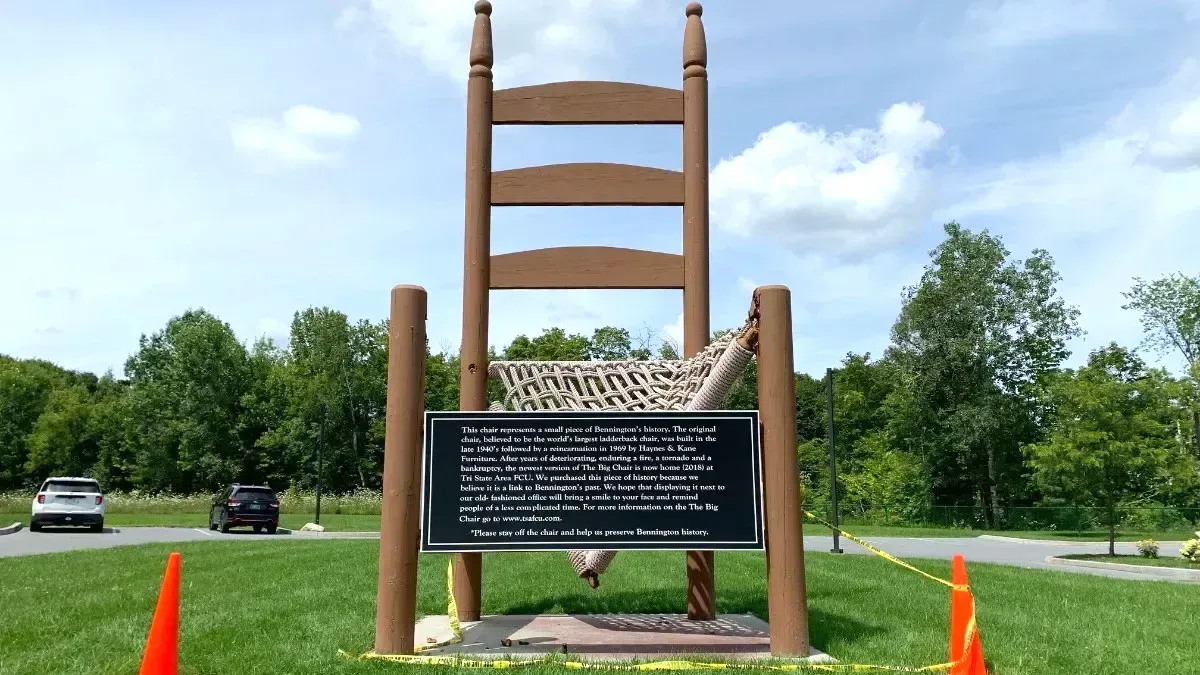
xmin=1181 ymin=539 xmax=1200 ymax=564
xmin=1136 ymin=539 xmax=1159 ymax=559
xmin=1121 ymin=505 xmax=1192 ymax=532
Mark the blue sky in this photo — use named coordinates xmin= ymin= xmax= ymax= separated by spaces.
xmin=2 ymin=0 xmax=1199 ymax=379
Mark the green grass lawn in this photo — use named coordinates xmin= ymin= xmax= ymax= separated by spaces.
xmin=1 ymin=541 xmax=1197 ymax=675
xmin=4 ymin=510 xmax=1192 ymax=543
xmin=1060 ymin=554 xmax=1200 ymax=569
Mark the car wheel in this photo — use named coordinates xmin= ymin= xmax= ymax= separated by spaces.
xmin=266 ymin=524 xmax=277 ymax=535
xmin=91 ymin=520 xmax=104 ymax=533
xmin=219 ymin=514 xmax=230 ymax=534
xmin=29 ymin=521 xmax=41 ymax=532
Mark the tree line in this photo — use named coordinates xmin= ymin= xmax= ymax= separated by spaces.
xmin=3 ymin=222 xmax=1199 ymax=529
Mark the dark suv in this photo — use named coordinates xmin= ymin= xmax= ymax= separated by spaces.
xmin=208 ymin=484 xmax=280 ymax=534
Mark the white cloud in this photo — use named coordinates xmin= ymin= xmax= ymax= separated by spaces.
xmin=961 ymin=0 xmax=1200 ymax=48
xmin=254 ymin=318 xmax=289 ymax=343
xmin=336 ymin=0 xmax=673 ymax=88
xmin=710 ymin=102 xmax=945 ymax=259
xmin=282 ymin=105 xmax=361 ymax=138
xmin=230 ymin=105 xmax=360 ymax=168
xmin=1141 ymin=98 xmax=1200 ymax=168
xmin=946 ymin=59 xmax=1200 ymax=369
xmin=962 ymin=0 xmax=1117 ymax=47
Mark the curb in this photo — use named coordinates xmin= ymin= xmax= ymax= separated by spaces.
xmin=1045 ymin=555 xmax=1200 ymax=581
xmin=978 ymin=534 xmax=1090 ymax=545
xmin=304 ymin=530 xmax=380 ymax=539
xmin=982 ymin=534 xmax=1189 ymax=547
xmin=0 ymin=522 xmax=24 ymax=536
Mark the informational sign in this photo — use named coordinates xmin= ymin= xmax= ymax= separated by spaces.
xmin=420 ymin=410 xmax=764 ymax=553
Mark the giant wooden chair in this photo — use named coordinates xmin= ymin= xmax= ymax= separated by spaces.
xmin=373 ymin=1 xmax=809 ymax=659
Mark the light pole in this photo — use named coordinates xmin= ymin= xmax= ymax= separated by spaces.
xmin=316 ymin=402 xmax=326 ymax=525
xmin=826 ymin=367 xmax=842 ymax=554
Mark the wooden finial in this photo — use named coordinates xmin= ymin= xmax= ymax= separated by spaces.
xmin=683 ymin=2 xmax=706 ymax=80
xmin=469 ymin=1 xmax=493 ymax=78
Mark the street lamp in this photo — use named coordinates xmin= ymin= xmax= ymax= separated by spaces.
xmin=826 ymin=367 xmax=843 ymax=554
xmin=316 ymin=402 xmax=326 ymax=525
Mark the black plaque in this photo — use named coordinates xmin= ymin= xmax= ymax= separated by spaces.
xmin=420 ymin=410 xmax=764 ymax=552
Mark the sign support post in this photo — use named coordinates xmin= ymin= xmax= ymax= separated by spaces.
xmin=375 ymin=285 xmax=427 ymax=655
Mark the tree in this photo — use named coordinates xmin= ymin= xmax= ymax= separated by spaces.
xmin=236 ymin=338 xmax=293 ymax=487
xmin=887 ymin=222 xmax=1081 ymax=523
xmin=89 ymin=374 xmax=135 ymax=490
xmin=425 ymin=346 xmax=461 ymax=412
xmin=1025 ymin=343 xmax=1198 ymax=553
xmin=839 ymin=430 xmax=930 ymax=522
xmin=282 ymin=308 xmax=387 ymax=492
xmin=123 ymin=309 xmax=255 ymax=493
xmin=588 ymin=326 xmax=636 ymax=361
xmin=0 ymin=356 xmax=103 ymax=489
xmin=501 ymin=327 xmax=591 ymax=361
xmin=1122 ymin=273 xmax=1200 ymax=454
xmin=23 ymin=384 xmax=98 ymax=479
xmin=1122 ymin=274 xmax=1200 ymax=367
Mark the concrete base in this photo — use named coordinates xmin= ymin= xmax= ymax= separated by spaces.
xmin=413 ymin=614 xmax=835 ymax=663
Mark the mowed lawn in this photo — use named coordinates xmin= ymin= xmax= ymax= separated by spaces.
xmin=3 ymin=510 xmax=1194 ymax=542
xmin=1 ymin=541 xmax=1197 ymax=675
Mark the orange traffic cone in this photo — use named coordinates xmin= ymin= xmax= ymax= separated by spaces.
xmin=139 ymin=552 xmax=181 ymax=675
xmin=949 ymin=554 xmax=987 ymax=675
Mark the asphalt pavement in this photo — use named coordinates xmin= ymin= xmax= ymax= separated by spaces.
xmin=0 ymin=524 xmax=1190 ymax=582
xmin=0 ymin=524 xmax=374 ymax=558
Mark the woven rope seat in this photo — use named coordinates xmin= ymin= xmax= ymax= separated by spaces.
xmin=485 ymin=318 xmax=760 ymax=587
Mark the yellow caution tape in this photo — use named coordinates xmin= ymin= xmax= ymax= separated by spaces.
xmin=340 ymin=651 xmax=956 ymax=672
xmin=802 ymin=512 xmax=968 ymax=593
xmin=343 ymin=518 xmax=980 ymax=672
xmin=413 ymin=558 xmax=463 ymax=653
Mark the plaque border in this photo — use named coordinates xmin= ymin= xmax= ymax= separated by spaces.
xmin=419 ymin=409 xmax=765 ymax=553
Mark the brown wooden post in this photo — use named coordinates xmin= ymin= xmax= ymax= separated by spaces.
xmin=375 ymin=285 xmax=428 ymax=655
xmin=454 ymin=0 xmax=494 ymax=623
xmin=682 ymin=1 xmax=715 ymax=622
xmin=754 ymin=285 xmax=809 ymax=657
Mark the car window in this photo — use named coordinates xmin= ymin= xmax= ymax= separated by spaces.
xmin=232 ymin=488 xmax=275 ymax=501
xmin=42 ymin=480 xmax=101 ymax=494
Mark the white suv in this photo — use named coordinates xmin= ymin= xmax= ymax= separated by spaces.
xmin=30 ymin=477 xmax=106 ymax=532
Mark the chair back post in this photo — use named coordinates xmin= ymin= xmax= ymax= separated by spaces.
xmin=681 ymin=1 xmax=715 ymax=622
xmin=454 ymin=0 xmax=495 ymax=624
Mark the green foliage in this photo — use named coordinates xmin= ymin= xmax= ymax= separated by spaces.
xmin=501 ymin=327 xmax=590 ymax=361
xmin=1181 ymin=539 xmax=1200 ymax=563
xmin=0 ymin=306 xmax=728 ymax=493
xmin=839 ymin=431 xmax=930 ymax=523
xmin=1025 ymin=343 xmax=1200 ymax=552
xmin=3 ymin=219 xmax=1198 ymax=525
xmin=886 ymin=222 xmax=1081 ymax=522
xmin=1121 ymin=273 xmax=1200 ymax=366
